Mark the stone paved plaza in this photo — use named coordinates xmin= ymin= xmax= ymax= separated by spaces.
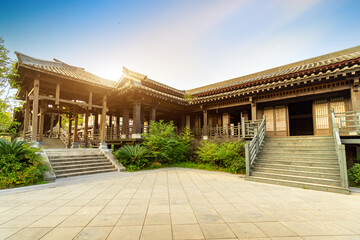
xmin=0 ymin=169 xmax=360 ymax=240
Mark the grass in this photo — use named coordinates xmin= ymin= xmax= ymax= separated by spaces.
xmin=127 ymin=161 xmax=243 ymax=175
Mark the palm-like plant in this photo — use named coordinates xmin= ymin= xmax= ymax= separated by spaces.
xmin=0 ymin=138 xmax=32 ymax=161
xmin=115 ymin=144 xmax=151 ymax=169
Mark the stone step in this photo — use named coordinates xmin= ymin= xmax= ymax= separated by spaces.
xmin=263 ymin=142 xmax=334 ymax=147
xmin=255 ymin=159 xmax=339 ymax=167
xmin=245 ymin=176 xmax=349 ymax=194
xmin=49 ymin=156 xmax=108 ymax=162
xmin=253 ymin=163 xmax=340 ymax=173
xmin=265 ymin=138 xmax=334 ymax=143
xmin=251 ymin=172 xmax=341 ymax=186
xmin=47 ymin=154 xmax=105 ymax=159
xmin=256 ymin=156 xmax=338 ymax=162
xmin=261 ymin=145 xmax=335 ymax=150
xmin=52 ymin=162 xmax=113 ymax=171
xmin=253 ymin=167 xmax=341 ymax=180
xmin=55 ymin=168 xmax=117 ymax=178
xmin=50 ymin=159 xmax=110 ymax=166
xmin=258 ymin=151 xmax=337 ymax=158
xmin=54 ymin=165 xmax=115 ymax=175
xmin=266 ymin=136 xmax=333 ymax=140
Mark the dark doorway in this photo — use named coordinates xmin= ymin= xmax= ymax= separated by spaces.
xmin=288 ymin=101 xmax=313 ymax=135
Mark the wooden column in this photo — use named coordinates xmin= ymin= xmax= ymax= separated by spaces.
xmin=49 ymin=114 xmax=55 ymax=137
xmin=115 ymin=116 xmax=120 ymax=139
xmin=93 ymin=113 xmax=99 ymax=136
xmin=99 ymin=95 xmax=107 ymax=148
xmin=38 ymin=106 xmax=45 ymax=142
xmin=132 ymin=102 xmax=141 ymax=138
xmin=203 ymin=110 xmax=208 ymax=139
xmin=67 ymin=116 xmax=72 ymax=148
xmin=31 ymin=79 xmax=40 ymax=141
xmin=122 ymin=107 xmax=129 ymax=138
xmin=23 ymin=91 xmax=30 ymax=139
xmin=72 ymin=114 xmax=79 ymax=148
xmin=150 ymin=106 xmax=156 ymax=122
xmin=55 ymin=82 xmax=60 ymax=105
xmin=251 ymin=102 xmax=257 ymax=120
xmin=186 ymin=115 xmax=191 ymax=129
xmin=57 ymin=114 xmax=62 ymax=138
xmin=84 ymin=111 xmax=89 ymax=147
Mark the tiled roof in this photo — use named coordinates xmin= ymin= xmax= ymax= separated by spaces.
xmin=186 ymin=45 xmax=360 ymax=95
xmin=15 ymin=52 xmax=117 ymax=88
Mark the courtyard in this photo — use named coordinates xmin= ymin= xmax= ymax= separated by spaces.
xmin=0 ymin=169 xmax=359 ymax=240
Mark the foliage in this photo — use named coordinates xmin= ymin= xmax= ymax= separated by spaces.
xmin=0 ymin=37 xmax=20 ymax=137
xmin=114 ymin=144 xmax=152 ymax=171
xmin=348 ymin=163 xmax=360 ymax=187
xmin=142 ymin=120 xmax=192 ymax=164
xmin=196 ymin=139 xmax=245 ymax=173
xmin=0 ymin=138 xmax=47 ymax=189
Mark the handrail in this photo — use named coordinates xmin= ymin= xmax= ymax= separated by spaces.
xmin=245 ymin=115 xmax=266 ymax=176
xmin=59 ymin=128 xmax=69 ymax=147
xmin=330 ymin=109 xmax=349 ymax=188
xmin=334 ymin=110 xmax=360 ymax=134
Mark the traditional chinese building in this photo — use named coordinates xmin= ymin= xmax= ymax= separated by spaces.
xmin=14 ymin=45 xmax=360 ymax=193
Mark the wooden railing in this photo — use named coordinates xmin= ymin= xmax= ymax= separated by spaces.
xmin=334 ymin=110 xmax=360 ymax=135
xmin=245 ymin=115 xmax=266 ymax=176
xmin=192 ymin=117 xmax=262 ymax=139
xmin=59 ymin=128 xmax=69 ymax=147
xmin=330 ymin=109 xmax=349 ymax=188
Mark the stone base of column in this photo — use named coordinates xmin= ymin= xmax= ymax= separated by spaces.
xmin=131 ymin=134 xmax=142 ymax=139
xmin=99 ymin=142 xmax=108 ymax=149
xmin=202 ymin=136 xmax=208 ymax=140
xmin=71 ymin=142 xmax=79 ymax=148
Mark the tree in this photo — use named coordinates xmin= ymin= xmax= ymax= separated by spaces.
xmin=0 ymin=37 xmax=19 ymax=136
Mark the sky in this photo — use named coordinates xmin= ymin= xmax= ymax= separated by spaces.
xmin=1 ymin=0 xmax=360 ymax=90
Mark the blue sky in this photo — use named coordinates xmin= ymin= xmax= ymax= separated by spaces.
xmin=1 ymin=0 xmax=360 ymax=90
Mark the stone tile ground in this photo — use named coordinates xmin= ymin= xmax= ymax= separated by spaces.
xmin=0 ymin=169 xmax=360 ymax=240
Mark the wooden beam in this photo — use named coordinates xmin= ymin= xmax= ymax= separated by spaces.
xmin=31 ymin=79 xmax=40 ymax=141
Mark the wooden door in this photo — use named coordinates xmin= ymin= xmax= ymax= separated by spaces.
xmin=313 ymin=101 xmax=330 ymax=135
xmin=264 ymin=106 xmax=288 ymax=136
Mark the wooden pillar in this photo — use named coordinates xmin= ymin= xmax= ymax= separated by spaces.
xmin=94 ymin=113 xmax=99 ymax=136
xmin=150 ymin=106 xmax=156 ymax=122
xmin=72 ymin=114 xmax=79 ymax=148
xmin=132 ymin=102 xmax=141 ymax=139
xmin=31 ymin=79 xmax=40 ymax=141
xmin=38 ymin=106 xmax=45 ymax=142
xmin=251 ymin=102 xmax=257 ymax=120
xmin=57 ymin=114 xmax=62 ymax=138
xmin=84 ymin=111 xmax=89 ymax=147
xmin=99 ymin=95 xmax=107 ymax=148
xmin=67 ymin=116 xmax=72 ymax=148
xmin=55 ymin=82 xmax=60 ymax=105
xmin=23 ymin=91 xmax=30 ymax=139
xmin=203 ymin=110 xmax=208 ymax=140
xmin=186 ymin=115 xmax=190 ymax=129
xmin=108 ymin=115 xmax=113 ymax=128
xmin=49 ymin=114 xmax=55 ymax=137
xmin=115 ymin=116 xmax=120 ymax=139
xmin=122 ymin=107 xmax=129 ymax=138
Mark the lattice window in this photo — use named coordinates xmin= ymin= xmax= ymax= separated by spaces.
xmin=314 ymin=103 xmax=329 ymax=129
xmin=264 ymin=108 xmax=274 ymax=131
xmin=330 ymin=100 xmax=346 ymax=127
xmin=275 ymin=107 xmax=286 ymax=131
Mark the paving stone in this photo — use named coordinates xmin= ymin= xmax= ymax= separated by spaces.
xmin=172 ymin=224 xmax=204 ymax=239
xmin=107 ymin=226 xmax=142 ymax=240
xmin=74 ymin=226 xmax=112 ymax=240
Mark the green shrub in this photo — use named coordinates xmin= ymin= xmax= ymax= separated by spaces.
xmin=143 ymin=120 xmax=192 ymax=164
xmin=114 ymin=144 xmax=152 ymax=171
xmin=0 ymin=139 xmax=47 ymax=189
xmin=196 ymin=139 xmax=245 ymax=174
xmin=348 ymin=163 xmax=360 ymax=187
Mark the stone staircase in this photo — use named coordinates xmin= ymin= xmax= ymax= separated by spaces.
xmin=46 ymin=149 xmax=117 ymax=178
xmin=246 ymin=136 xmax=349 ymax=194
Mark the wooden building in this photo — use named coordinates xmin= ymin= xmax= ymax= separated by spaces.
xmin=14 ymin=46 xmax=360 ymax=148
